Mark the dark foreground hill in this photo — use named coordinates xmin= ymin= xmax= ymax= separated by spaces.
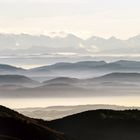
xmin=2 ymin=106 xmax=140 ymax=140
xmin=47 ymin=110 xmax=140 ymax=140
xmin=0 ymin=105 xmax=68 ymax=140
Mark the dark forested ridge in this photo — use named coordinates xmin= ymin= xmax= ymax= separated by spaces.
xmin=47 ymin=109 xmax=140 ymax=140
xmin=0 ymin=105 xmax=68 ymax=140
xmin=1 ymin=105 xmax=140 ymax=140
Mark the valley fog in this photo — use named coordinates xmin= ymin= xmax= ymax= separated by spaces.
xmin=1 ymin=96 xmax=140 ymax=109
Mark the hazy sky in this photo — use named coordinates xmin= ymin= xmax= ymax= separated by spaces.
xmin=0 ymin=0 xmax=140 ymax=38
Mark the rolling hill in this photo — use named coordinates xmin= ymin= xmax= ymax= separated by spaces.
xmin=43 ymin=77 xmax=80 ymax=85
xmin=1 ymin=72 xmax=140 ymax=98
xmin=0 ymin=64 xmax=26 ymax=74
xmin=1 ymin=60 xmax=140 ymax=79
xmin=28 ymin=60 xmax=140 ymax=79
xmin=0 ymin=75 xmax=39 ymax=87
xmin=48 ymin=110 xmax=140 ymax=140
xmin=90 ymin=72 xmax=140 ymax=82
xmin=0 ymin=105 xmax=68 ymax=140
xmin=2 ymin=105 xmax=140 ymax=140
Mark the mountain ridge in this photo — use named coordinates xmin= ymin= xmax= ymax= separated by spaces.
xmin=0 ymin=75 xmax=39 ymax=87
xmin=1 ymin=33 xmax=140 ymax=55
xmin=1 ymin=60 xmax=140 ymax=72
xmin=1 ymin=72 xmax=140 ymax=98
xmin=48 ymin=109 xmax=140 ymax=140
xmin=0 ymin=105 xmax=68 ymax=140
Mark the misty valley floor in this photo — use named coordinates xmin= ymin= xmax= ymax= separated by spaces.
xmin=1 ymin=96 xmax=140 ymax=109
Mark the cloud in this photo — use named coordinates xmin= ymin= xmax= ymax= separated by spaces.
xmin=79 ymin=43 xmax=101 ymax=53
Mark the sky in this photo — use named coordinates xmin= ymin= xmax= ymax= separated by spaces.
xmin=0 ymin=0 xmax=140 ymax=39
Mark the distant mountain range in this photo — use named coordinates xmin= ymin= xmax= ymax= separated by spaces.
xmin=0 ymin=64 xmax=26 ymax=74
xmin=0 ymin=75 xmax=39 ymax=87
xmin=1 ymin=72 xmax=140 ymax=98
xmin=43 ymin=77 xmax=79 ymax=85
xmin=89 ymin=72 xmax=140 ymax=83
xmin=0 ymin=60 xmax=140 ymax=97
xmin=1 ymin=33 xmax=140 ymax=56
xmin=1 ymin=60 xmax=140 ymax=79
